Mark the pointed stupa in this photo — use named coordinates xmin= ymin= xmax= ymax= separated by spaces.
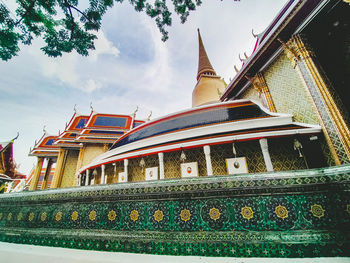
xmin=197 ymin=29 xmax=216 ymax=80
xmin=192 ymin=29 xmax=226 ymax=107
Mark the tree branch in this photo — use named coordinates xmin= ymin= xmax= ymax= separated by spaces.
xmin=64 ymin=0 xmax=75 ymax=39
xmin=68 ymin=5 xmax=92 ymax=23
xmin=15 ymin=0 xmax=37 ymax=26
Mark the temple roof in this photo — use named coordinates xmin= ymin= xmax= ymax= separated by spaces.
xmin=0 ymin=141 xmax=11 ymax=153
xmin=29 ymin=132 xmax=60 ymax=157
xmin=81 ymin=100 xmax=321 ymax=172
xmin=197 ymin=29 xmax=216 ymax=81
xmin=221 ymin=0 xmax=324 ymax=100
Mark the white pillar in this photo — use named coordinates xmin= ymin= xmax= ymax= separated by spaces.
xmin=124 ymin=159 xmax=128 ymax=180
xmin=77 ymin=174 xmax=81 ymax=186
xmin=158 ymin=152 xmax=165 ymax=179
xmin=203 ymin=145 xmax=213 ymax=176
xmin=85 ymin=170 xmax=90 ymax=186
xmin=101 ymin=165 xmax=106 ymax=184
xmin=259 ymin=138 xmax=274 ymax=172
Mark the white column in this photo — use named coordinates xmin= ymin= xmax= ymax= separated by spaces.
xmin=77 ymin=174 xmax=81 ymax=186
xmin=101 ymin=165 xmax=106 ymax=184
xmin=124 ymin=159 xmax=128 ymax=181
xmin=85 ymin=170 xmax=90 ymax=186
xmin=259 ymin=138 xmax=274 ymax=172
xmin=203 ymin=145 xmax=213 ymax=176
xmin=158 ymin=152 xmax=165 ymax=179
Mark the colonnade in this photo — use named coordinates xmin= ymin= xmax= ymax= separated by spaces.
xmin=79 ymin=138 xmax=274 ymax=186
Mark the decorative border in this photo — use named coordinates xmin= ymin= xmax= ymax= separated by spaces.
xmin=0 ymin=165 xmax=349 ymax=258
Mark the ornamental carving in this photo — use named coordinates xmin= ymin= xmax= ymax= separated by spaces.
xmin=130 ymin=210 xmax=139 ymax=222
xmin=209 ymin=207 xmax=221 ymax=221
xmin=41 ymin=212 xmax=47 ymax=222
xmin=310 ymin=204 xmax=325 ymax=219
xmin=89 ymin=210 xmax=97 ymax=221
xmin=71 ymin=211 xmax=79 ymax=221
xmin=17 ymin=212 xmax=23 ymax=221
xmin=108 ymin=210 xmax=116 ymax=221
xmin=241 ymin=206 xmax=254 ymax=220
xmin=180 ymin=209 xmax=191 ymax=222
xmin=7 ymin=212 xmax=12 ymax=221
xmin=55 ymin=211 xmax=62 ymax=221
xmin=274 ymin=205 xmax=288 ymax=219
xmin=28 ymin=212 xmax=35 ymax=221
xmin=153 ymin=209 xmax=164 ymax=222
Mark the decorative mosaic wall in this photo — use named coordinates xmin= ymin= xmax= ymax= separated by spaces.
xmin=91 ymin=139 xmax=308 ymax=184
xmin=60 ymin=150 xmax=79 ymax=188
xmin=240 ymin=84 xmax=261 ymax=102
xmin=211 ymin=141 xmax=265 ymax=174
xmin=263 ymin=53 xmax=319 ymax=125
xmin=0 ymin=165 xmax=349 ymax=258
xmin=269 ymin=138 xmax=307 ymax=171
xmin=80 ymin=144 xmax=106 ymax=168
xmin=164 ymin=151 xmax=182 ymax=179
xmin=153 ymin=149 xmax=207 ymax=179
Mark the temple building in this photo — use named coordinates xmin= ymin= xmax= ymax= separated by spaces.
xmin=0 ymin=134 xmax=25 ymax=193
xmin=221 ymin=0 xmax=350 ymax=166
xmin=1 ymin=0 xmax=349 ymax=260
xmin=0 ymin=135 xmax=18 ymax=179
xmin=28 ymin=109 xmax=145 ymax=190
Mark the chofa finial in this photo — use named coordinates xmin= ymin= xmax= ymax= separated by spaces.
xmin=12 ymin=132 xmax=19 ymax=142
xmin=133 ymin=106 xmax=139 ymax=117
xmin=90 ymin=102 xmax=94 ymax=112
xmin=147 ymin=111 xmax=152 ymax=121
xmin=252 ymin=29 xmax=258 ymax=38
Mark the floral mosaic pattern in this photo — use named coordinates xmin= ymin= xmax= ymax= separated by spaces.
xmin=0 ymin=165 xmax=349 ymax=257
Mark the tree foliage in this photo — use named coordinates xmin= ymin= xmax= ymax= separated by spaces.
xmin=0 ymin=0 xmax=202 ymax=61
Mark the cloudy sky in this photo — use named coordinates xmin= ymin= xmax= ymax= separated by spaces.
xmin=0 ymin=0 xmax=287 ymax=175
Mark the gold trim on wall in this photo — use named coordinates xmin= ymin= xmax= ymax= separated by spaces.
xmin=29 ymin=157 xmax=44 ymax=191
xmin=281 ymin=34 xmax=350 ymax=164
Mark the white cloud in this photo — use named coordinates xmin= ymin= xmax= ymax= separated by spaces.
xmin=88 ymin=30 xmax=120 ymax=62
xmin=137 ymin=17 xmax=172 ymax=92
xmin=84 ymin=79 xmax=103 ymax=93
xmin=27 ymin=30 xmax=119 ymax=93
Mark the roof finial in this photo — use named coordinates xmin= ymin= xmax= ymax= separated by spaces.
xmin=133 ymin=106 xmax=139 ymax=118
xmin=11 ymin=132 xmax=19 ymax=142
xmin=234 ymin=65 xmax=239 ymax=73
xmin=74 ymin=104 xmax=77 ymax=113
xmin=239 ymin=53 xmax=244 ymax=62
xmin=197 ymin=29 xmax=216 ymax=81
xmin=252 ymin=29 xmax=258 ymax=38
xmin=147 ymin=111 xmax=152 ymax=121
xmin=90 ymin=102 xmax=94 ymax=112
xmin=43 ymin=125 xmax=47 ymax=134
xmin=244 ymin=52 xmax=249 ymax=60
